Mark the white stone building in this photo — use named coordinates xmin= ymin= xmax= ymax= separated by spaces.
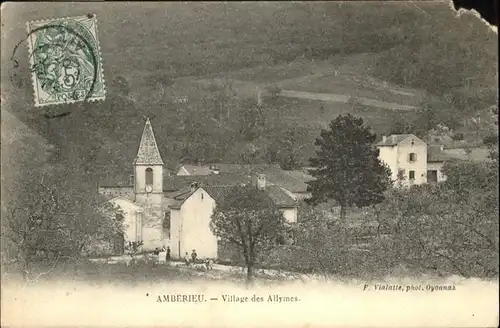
xmin=98 ymin=118 xmax=299 ymax=258
xmin=376 ymin=134 xmax=449 ymax=186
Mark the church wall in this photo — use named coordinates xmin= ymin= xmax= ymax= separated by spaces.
xmin=135 ymin=164 xmax=163 ymax=194
xmin=110 ymin=198 xmax=140 ymax=246
xmin=141 ymin=212 xmax=164 ymax=251
xmin=179 ymin=188 xmax=218 ymax=259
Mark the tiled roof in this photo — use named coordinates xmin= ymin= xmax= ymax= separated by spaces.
xmin=202 ymin=185 xmax=297 ymax=208
xmin=441 ymin=147 xmax=492 ymax=163
xmin=265 ymin=185 xmax=298 ymax=207
xmin=427 ymin=145 xmax=451 ymax=162
xmin=100 ymin=167 xmax=313 ymax=193
xmin=199 ymin=185 xmax=235 ymax=204
xmin=261 ymin=167 xmax=313 ymax=193
xmin=165 ymin=188 xmax=195 ymax=201
xmin=177 ymin=163 xmax=313 ymax=193
xmin=376 ymin=134 xmax=416 ymax=146
xmin=163 ymin=173 xmax=252 ymax=192
xmin=179 ymin=164 xmax=213 ymax=175
xmin=134 ymin=118 xmax=164 ymax=165
xmin=180 ymin=163 xmax=280 ymax=175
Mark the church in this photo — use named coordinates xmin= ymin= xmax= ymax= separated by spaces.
xmin=97 ymin=118 xmax=300 ymax=259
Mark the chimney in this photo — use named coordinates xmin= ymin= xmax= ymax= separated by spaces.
xmin=382 ymin=135 xmax=387 ymax=142
xmin=190 ymin=182 xmax=199 ymax=192
xmin=440 ymin=145 xmax=444 ymax=151
xmin=256 ymin=174 xmax=266 ymax=190
xmin=257 ymin=89 xmax=262 ymax=106
xmin=212 ymin=168 xmax=220 ymax=175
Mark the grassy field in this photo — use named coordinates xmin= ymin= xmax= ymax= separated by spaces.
xmin=263 ymin=96 xmax=413 ymax=136
xmin=1 ymin=259 xmax=312 ymax=288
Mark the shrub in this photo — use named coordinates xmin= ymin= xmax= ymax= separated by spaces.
xmin=451 ymin=132 xmax=464 ymax=141
xmin=483 ymin=134 xmax=498 ymax=145
xmin=265 ymin=85 xmax=282 ymax=98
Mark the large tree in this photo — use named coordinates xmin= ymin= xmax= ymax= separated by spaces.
xmin=306 ymin=114 xmax=391 ymax=220
xmin=1 ymin=111 xmax=123 ymax=283
xmin=210 ymin=185 xmax=290 ymax=284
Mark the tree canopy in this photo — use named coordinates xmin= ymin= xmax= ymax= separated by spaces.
xmin=306 ymin=114 xmax=391 ymax=219
xmin=210 ymin=185 xmax=290 ymax=283
xmin=369 ymin=150 xmax=499 ymax=278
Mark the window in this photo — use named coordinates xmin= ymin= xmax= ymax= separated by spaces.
xmin=409 ymin=170 xmax=415 ymax=180
xmin=145 ymin=167 xmax=153 ymax=185
xmin=409 ymin=153 xmax=417 ymax=162
xmin=201 ymin=192 xmax=204 ymax=200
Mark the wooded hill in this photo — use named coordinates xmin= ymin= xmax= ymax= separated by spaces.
xmin=2 ymin=2 xmax=497 ymax=192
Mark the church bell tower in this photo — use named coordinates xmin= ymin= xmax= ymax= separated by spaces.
xmin=134 ymin=117 xmax=164 ymax=202
xmin=133 ymin=117 xmax=164 ymax=250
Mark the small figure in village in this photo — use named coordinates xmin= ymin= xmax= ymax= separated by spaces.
xmin=153 ymin=247 xmax=160 ymax=256
xmin=191 ymin=249 xmax=197 ymax=264
xmin=166 ymin=246 xmax=171 ymax=261
xmin=184 ymin=252 xmax=190 ymax=265
xmin=205 ymin=258 xmax=213 ymax=270
xmin=158 ymin=246 xmax=167 ymax=264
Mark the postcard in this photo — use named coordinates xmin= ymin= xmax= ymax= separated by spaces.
xmin=1 ymin=1 xmax=498 ymax=327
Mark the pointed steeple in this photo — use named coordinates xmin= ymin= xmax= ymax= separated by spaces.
xmin=134 ymin=118 xmax=164 ymax=165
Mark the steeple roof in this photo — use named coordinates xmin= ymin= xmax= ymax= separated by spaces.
xmin=134 ymin=118 xmax=164 ymax=165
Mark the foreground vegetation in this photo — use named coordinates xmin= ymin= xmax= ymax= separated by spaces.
xmin=264 ymin=149 xmax=499 ymax=280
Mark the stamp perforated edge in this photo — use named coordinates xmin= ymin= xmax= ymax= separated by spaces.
xmin=25 ymin=15 xmax=106 ymax=108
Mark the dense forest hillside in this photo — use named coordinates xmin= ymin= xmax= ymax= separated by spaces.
xmin=2 ymin=2 xmax=497 ymax=194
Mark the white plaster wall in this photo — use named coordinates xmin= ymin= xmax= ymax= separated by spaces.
xmin=280 ymin=207 xmax=297 ymax=223
xmin=109 ymin=198 xmax=139 ymax=245
xmin=397 ymin=137 xmax=428 ymax=186
xmin=178 ymin=188 xmax=218 ymax=259
xmin=167 ymin=189 xmax=298 ymax=260
xmin=169 ymin=209 xmax=182 ymax=259
xmin=132 ymin=191 xmax=164 ymax=252
xmin=140 ymin=203 xmax=164 ymax=251
xmin=378 ymin=146 xmax=398 ymax=182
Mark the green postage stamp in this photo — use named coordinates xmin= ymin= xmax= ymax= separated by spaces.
xmin=26 ymin=15 xmax=106 ymax=107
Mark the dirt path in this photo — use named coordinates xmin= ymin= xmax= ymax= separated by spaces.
xmin=192 ymin=74 xmax=418 ymax=111
xmin=279 ymin=89 xmax=417 ymax=111
xmin=89 ymin=255 xmax=322 ymax=282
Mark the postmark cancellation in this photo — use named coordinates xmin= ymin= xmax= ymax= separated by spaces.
xmin=26 ymin=15 xmax=106 ymax=107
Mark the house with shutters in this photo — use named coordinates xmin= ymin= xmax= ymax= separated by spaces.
xmin=176 ymin=163 xmax=313 ymax=201
xmin=97 ymin=118 xmax=298 ymax=258
xmin=376 ymin=134 xmax=450 ymax=186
